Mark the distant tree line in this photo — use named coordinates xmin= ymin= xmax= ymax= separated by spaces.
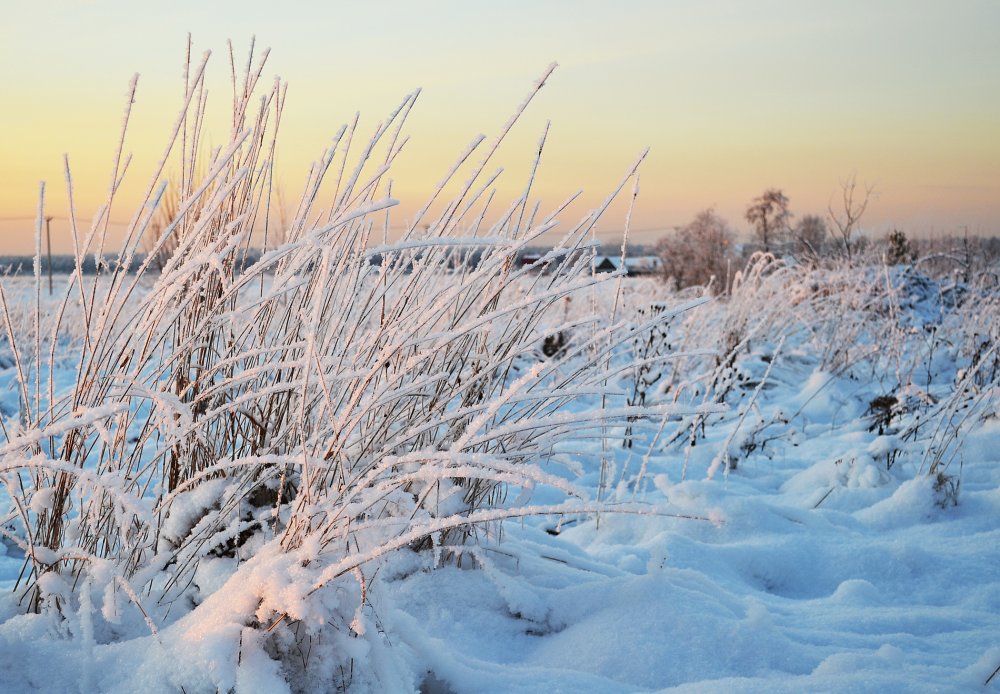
xmin=656 ymin=176 xmax=999 ymax=292
xmin=0 ymin=250 xmax=265 ymax=276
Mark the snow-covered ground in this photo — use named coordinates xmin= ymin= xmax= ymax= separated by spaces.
xmin=1 ymin=261 xmax=998 ymax=692
xmin=380 ymin=365 xmax=1000 ymax=693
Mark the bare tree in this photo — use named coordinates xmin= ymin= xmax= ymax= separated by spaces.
xmin=828 ymin=173 xmax=875 ymax=262
xmin=657 ymin=208 xmax=735 ymax=292
xmin=745 ymin=188 xmax=791 ymax=253
xmin=794 ymin=214 xmax=828 ymax=259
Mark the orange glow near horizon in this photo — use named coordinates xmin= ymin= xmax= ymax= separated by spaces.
xmin=1 ymin=1 xmax=998 ymax=254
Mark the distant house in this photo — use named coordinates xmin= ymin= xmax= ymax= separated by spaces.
xmin=594 ymin=256 xmax=618 ymax=273
xmin=593 ymin=255 xmax=662 ymax=276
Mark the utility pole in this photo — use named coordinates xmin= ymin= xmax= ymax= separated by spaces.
xmin=45 ymin=216 xmax=54 ymax=295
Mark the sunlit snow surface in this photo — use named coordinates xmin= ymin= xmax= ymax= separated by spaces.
xmin=383 ymin=423 xmax=1000 ymax=693
xmin=1 ymin=274 xmax=998 ymax=693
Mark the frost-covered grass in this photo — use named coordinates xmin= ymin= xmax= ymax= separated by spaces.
xmin=0 ymin=44 xmax=709 ymax=692
xmin=1 ymin=42 xmax=999 ymax=693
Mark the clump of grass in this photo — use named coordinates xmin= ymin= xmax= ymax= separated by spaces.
xmin=0 ymin=39 xmax=714 ymax=689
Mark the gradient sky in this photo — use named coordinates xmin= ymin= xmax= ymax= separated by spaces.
xmin=1 ymin=0 xmax=997 ymax=253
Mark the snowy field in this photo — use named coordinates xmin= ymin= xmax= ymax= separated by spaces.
xmin=0 ymin=256 xmax=997 ymax=693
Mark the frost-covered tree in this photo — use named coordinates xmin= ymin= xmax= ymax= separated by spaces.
xmin=828 ymin=174 xmax=874 ymax=262
xmin=657 ymin=208 xmax=735 ymax=292
xmin=745 ymin=188 xmax=791 ymax=253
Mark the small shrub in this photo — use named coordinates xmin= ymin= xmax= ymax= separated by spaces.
xmin=886 ymin=229 xmax=915 ymax=265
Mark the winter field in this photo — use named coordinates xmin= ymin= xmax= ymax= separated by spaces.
xmin=1 ymin=50 xmax=999 ymax=693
